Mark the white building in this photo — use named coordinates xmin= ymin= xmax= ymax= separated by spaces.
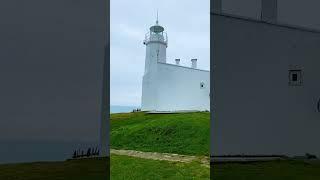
xmin=141 ymin=19 xmax=210 ymax=112
xmin=212 ymin=0 xmax=320 ymax=157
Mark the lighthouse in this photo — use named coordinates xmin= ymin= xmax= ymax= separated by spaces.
xmin=141 ymin=17 xmax=210 ymax=112
xmin=141 ymin=18 xmax=168 ymax=111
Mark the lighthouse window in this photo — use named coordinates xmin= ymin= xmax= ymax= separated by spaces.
xmin=200 ymin=82 xmax=205 ymax=89
xmin=289 ymin=69 xmax=302 ymax=86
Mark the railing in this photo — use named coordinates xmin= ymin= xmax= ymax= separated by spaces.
xmin=143 ymin=31 xmax=168 ymax=45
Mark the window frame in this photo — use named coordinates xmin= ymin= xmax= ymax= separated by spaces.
xmin=288 ymin=69 xmax=303 ymax=86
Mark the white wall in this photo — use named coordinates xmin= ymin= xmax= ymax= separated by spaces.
xmin=141 ymin=69 xmax=158 ymax=111
xmin=144 ymin=42 xmax=167 ymax=74
xmin=212 ymin=14 xmax=320 ymax=156
xmin=154 ymin=63 xmax=210 ymax=111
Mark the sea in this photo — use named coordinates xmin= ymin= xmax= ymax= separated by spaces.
xmin=110 ymin=105 xmax=140 ymax=114
xmin=0 ymin=140 xmax=98 ymax=164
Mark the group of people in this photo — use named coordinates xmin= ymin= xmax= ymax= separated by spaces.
xmin=132 ymin=108 xmax=141 ymax=113
xmin=72 ymin=147 xmax=100 ymax=159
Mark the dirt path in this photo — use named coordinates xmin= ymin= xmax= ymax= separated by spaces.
xmin=110 ymin=149 xmax=209 ymax=167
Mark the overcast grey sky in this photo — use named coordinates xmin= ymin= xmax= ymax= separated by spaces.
xmin=110 ymin=0 xmax=210 ymax=106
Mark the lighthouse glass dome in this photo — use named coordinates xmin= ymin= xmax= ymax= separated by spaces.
xmin=150 ymin=24 xmax=164 ymax=33
xmin=144 ymin=22 xmax=168 ymax=46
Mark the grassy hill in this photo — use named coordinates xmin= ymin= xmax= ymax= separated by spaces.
xmin=0 ymin=112 xmax=210 ymax=179
xmin=0 ymin=155 xmax=209 ymax=180
xmin=0 ymin=158 xmax=109 ymax=180
xmin=2 ymin=110 xmax=320 ymax=179
xmin=110 ymin=112 xmax=210 ymax=156
xmin=2 ymin=156 xmax=320 ymax=179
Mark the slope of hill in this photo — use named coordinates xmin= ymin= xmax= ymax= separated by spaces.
xmin=110 ymin=112 xmax=210 ymax=156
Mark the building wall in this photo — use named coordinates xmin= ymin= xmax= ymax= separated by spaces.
xmin=144 ymin=42 xmax=167 ymax=74
xmin=218 ymin=0 xmax=320 ymax=30
xmin=141 ymin=68 xmax=158 ymax=111
xmin=212 ymin=14 xmax=320 ymax=156
xmin=154 ymin=63 xmax=210 ymax=111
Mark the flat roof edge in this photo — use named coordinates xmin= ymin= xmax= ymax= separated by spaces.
xmin=158 ymin=62 xmax=210 ymax=72
xmin=211 ymin=11 xmax=320 ymax=34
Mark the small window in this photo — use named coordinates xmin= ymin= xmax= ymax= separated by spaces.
xmin=292 ymin=73 xmax=298 ymax=81
xmin=289 ymin=69 xmax=302 ymax=86
xmin=200 ymin=82 xmax=205 ymax=89
xmin=317 ymin=98 xmax=320 ymax=112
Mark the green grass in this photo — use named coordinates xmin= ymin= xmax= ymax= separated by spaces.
xmin=3 ymin=157 xmax=320 ymax=179
xmin=110 ymin=112 xmax=210 ymax=156
xmin=111 ymin=112 xmax=320 ymax=179
xmin=0 ymin=158 xmax=109 ymax=180
xmin=2 ymin=158 xmax=320 ymax=179
xmin=111 ymin=154 xmax=209 ymax=180
xmin=212 ymin=160 xmax=320 ymax=180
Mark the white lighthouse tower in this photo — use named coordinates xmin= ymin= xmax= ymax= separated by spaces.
xmin=143 ymin=18 xmax=168 ymax=74
xmin=141 ymin=17 xmax=168 ymax=111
